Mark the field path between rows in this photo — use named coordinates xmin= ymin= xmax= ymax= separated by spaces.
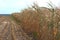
xmin=0 ymin=16 xmax=32 ymax=40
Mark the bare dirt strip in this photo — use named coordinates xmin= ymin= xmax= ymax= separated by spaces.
xmin=0 ymin=16 xmax=32 ymax=40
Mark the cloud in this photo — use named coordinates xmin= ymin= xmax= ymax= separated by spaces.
xmin=0 ymin=0 xmax=60 ymax=14
xmin=0 ymin=0 xmax=34 ymax=14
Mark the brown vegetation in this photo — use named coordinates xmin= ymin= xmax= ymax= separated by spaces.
xmin=11 ymin=3 xmax=60 ymax=40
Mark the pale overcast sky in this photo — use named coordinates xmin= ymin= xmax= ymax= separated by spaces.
xmin=0 ymin=0 xmax=60 ymax=14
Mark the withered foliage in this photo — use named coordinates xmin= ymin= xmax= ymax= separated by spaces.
xmin=11 ymin=3 xmax=60 ymax=40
